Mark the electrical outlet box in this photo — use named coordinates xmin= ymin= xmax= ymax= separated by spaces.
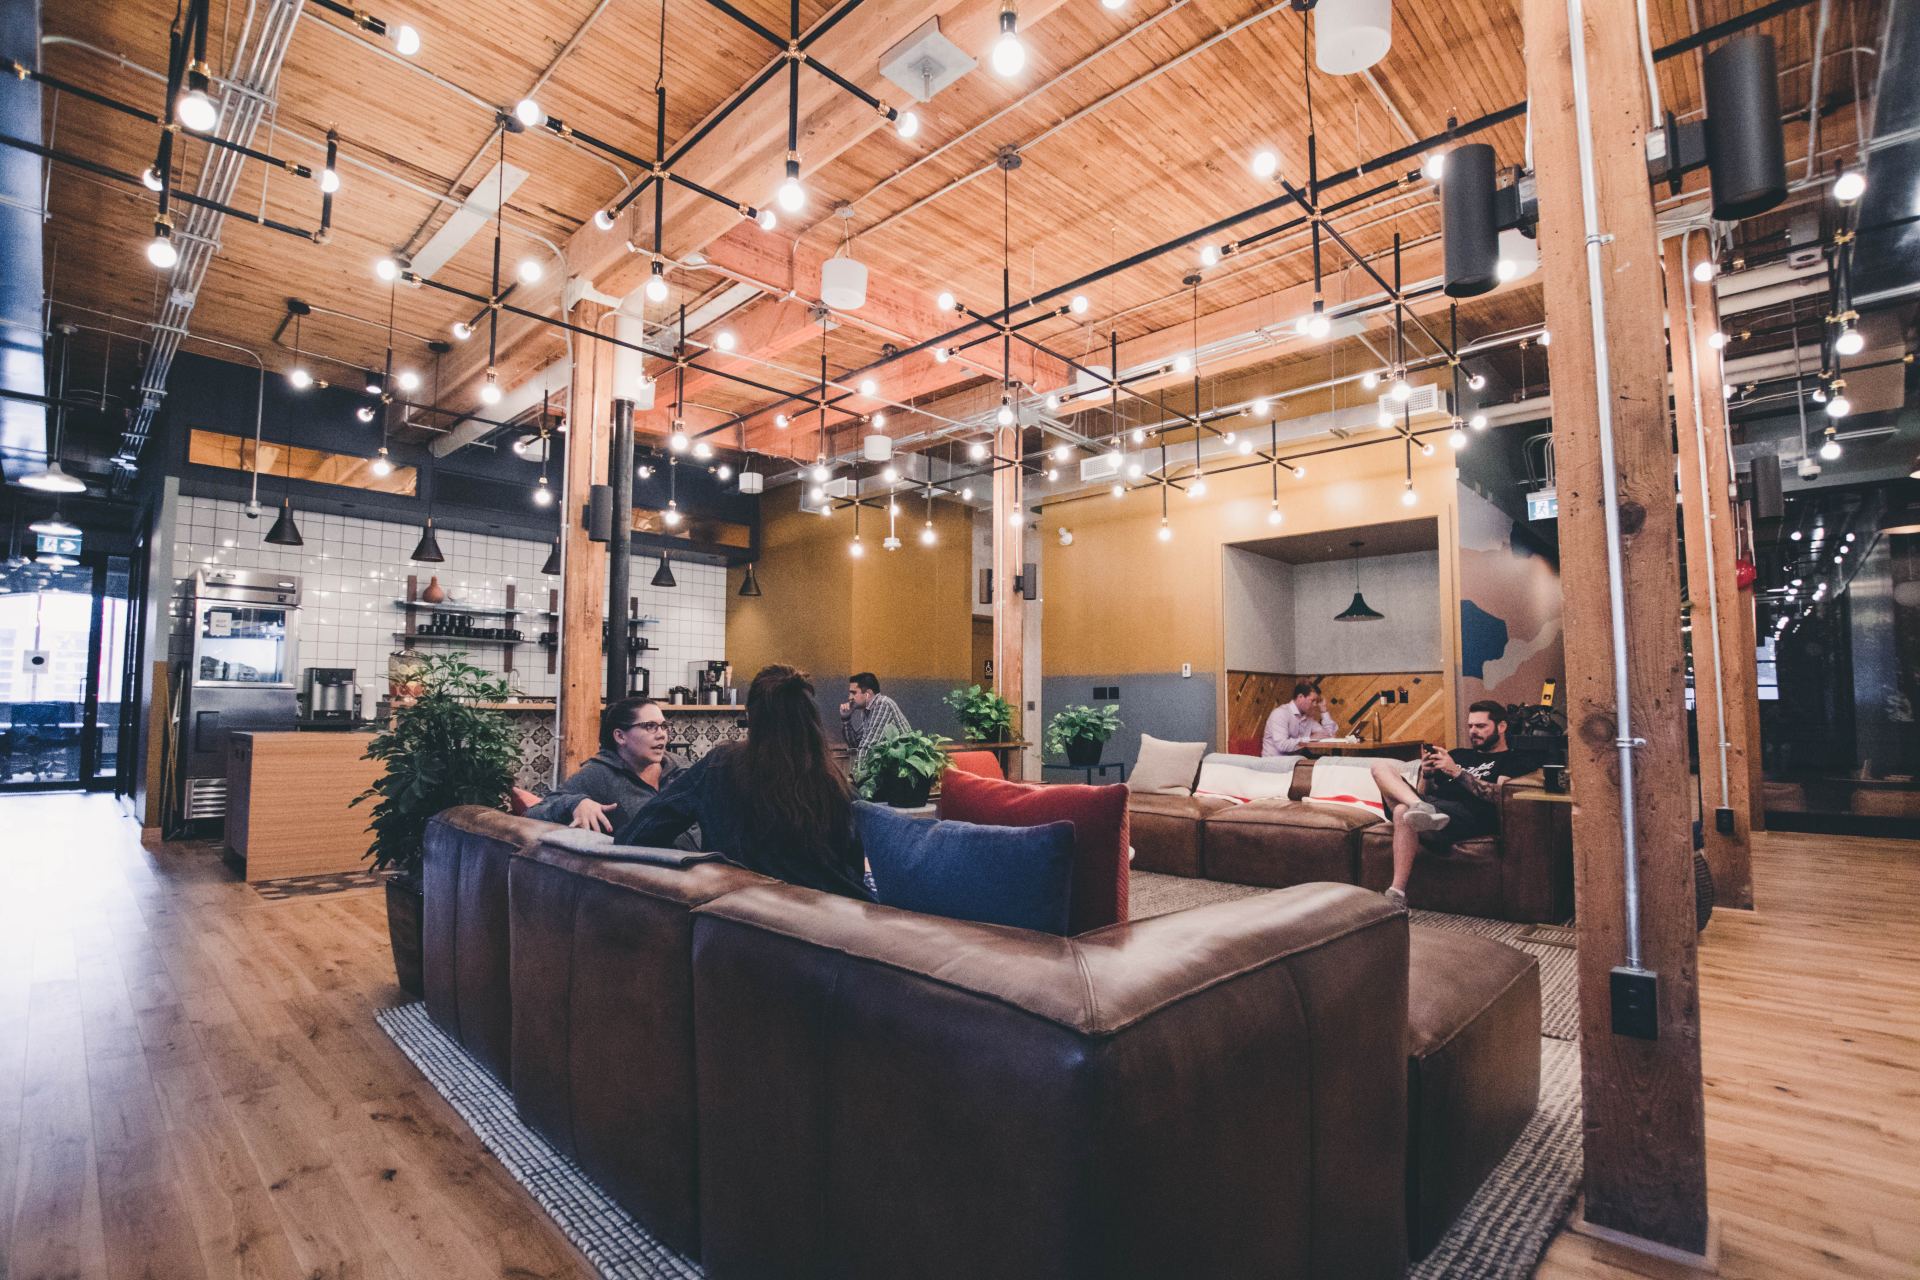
xmin=1610 ymin=967 xmax=1659 ymax=1040
xmin=1714 ymin=807 xmax=1735 ymax=835
xmin=1180 ymin=663 xmax=1192 ymax=678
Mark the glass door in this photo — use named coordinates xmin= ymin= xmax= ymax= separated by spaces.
xmin=0 ymin=562 xmax=96 ymax=789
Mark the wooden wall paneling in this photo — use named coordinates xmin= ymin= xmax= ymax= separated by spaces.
xmin=1228 ymin=672 xmax=1448 ymax=752
xmin=556 ymin=301 xmax=614 ymax=777
xmin=1667 ymin=229 xmax=1756 ymax=909
xmin=1526 ymin=0 xmax=1709 ymax=1254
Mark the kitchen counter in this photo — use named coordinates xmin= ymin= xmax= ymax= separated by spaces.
xmin=466 ymin=700 xmax=744 ymax=712
xmin=226 ymin=730 xmax=383 ymax=882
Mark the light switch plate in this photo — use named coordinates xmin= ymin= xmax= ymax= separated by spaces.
xmin=1181 ymin=663 xmax=1192 ymax=678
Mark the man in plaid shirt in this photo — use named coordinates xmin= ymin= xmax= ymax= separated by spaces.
xmin=840 ymin=671 xmax=913 ymax=763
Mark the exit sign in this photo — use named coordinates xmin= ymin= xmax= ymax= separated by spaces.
xmin=35 ymin=533 xmax=82 ymax=556
xmin=1526 ymin=489 xmax=1559 ymax=521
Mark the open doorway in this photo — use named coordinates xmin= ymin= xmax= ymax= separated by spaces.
xmin=0 ymin=554 xmax=131 ymax=792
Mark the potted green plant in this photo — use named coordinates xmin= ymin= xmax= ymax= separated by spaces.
xmin=1045 ymin=704 xmax=1123 ymax=767
xmin=943 ymin=683 xmax=1014 ymax=743
xmin=354 ymin=653 xmax=520 ymax=996
xmin=852 ymin=727 xmax=952 ymax=808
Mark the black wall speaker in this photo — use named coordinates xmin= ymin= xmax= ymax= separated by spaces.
xmin=1703 ymin=34 xmax=1787 ymax=220
xmin=586 ymin=484 xmax=613 ymax=542
xmin=1441 ymin=143 xmax=1500 ymax=298
xmin=1748 ymin=455 xmax=1784 ymax=521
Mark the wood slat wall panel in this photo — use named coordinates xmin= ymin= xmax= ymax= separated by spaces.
xmin=1227 ymin=669 xmax=1446 ymax=751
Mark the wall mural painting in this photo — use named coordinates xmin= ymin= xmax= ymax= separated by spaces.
xmin=1458 ymin=487 xmax=1565 ymax=713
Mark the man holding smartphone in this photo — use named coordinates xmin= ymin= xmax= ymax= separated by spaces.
xmin=1368 ymin=701 xmax=1539 ymax=906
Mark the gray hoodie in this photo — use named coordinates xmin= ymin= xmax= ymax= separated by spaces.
xmin=526 ymin=749 xmax=691 ymax=842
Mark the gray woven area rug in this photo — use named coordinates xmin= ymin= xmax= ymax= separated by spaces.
xmin=381 ymin=880 xmax=1586 ymax=1280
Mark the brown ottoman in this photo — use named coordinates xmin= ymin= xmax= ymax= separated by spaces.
xmin=1405 ymin=927 xmax=1542 ymax=1258
xmin=1125 ymin=792 xmax=1234 ymax=877
xmin=1202 ymin=799 xmax=1373 ymax=887
xmin=1359 ymin=825 xmax=1507 ymax=918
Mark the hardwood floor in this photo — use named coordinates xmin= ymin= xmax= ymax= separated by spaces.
xmin=2 ymin=793 xmax=1915 ymax=1278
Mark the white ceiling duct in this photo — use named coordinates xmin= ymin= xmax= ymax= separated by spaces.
xmin=410 ymin=160 xmax=528 ymax=279
xmin=1315 ymin=0 xmax=1392 ymax=75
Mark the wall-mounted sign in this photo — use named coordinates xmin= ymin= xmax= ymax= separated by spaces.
xmin=35 ymin=532 xmax=82 ymax=556
xmin=1526 ymin=489 xmax=1559 ymax=522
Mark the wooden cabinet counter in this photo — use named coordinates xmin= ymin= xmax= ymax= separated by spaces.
xmin=226 ymin=731 xmax=383 ymax=882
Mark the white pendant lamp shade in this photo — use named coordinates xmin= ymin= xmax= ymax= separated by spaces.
xmin=1314 ymin=0 xmax=1393 ymax=75
xmin=820 ymin=256 xmax=869 ymax=311
xmin=863 ymin=432 xmax=894 ymax=462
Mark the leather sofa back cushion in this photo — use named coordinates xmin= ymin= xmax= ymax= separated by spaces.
xmin=1128 ymin=733 xmax=1208 ymax=795
xmin=937 ymin=768 xmax=1130 ymax=931
xmin=858 ymin=801 xmax=1077 ymax=934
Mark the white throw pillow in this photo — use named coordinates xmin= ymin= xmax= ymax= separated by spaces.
xmin=1127 ymin=734 xmax=1208 ymax=795
xmin=1202 ymin=751 xmax=1301 ymax=776
xmin=1305 ymin=758 xmax=1418 ymax=818
xmin=1195 ymin=760 xmax=1297 ymax=805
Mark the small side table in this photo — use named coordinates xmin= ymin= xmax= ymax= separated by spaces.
xmin=1041 ymin=760 xmax=1129 ymax=784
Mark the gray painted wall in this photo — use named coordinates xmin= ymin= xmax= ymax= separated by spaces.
xmin=1041 ymin=671 xmax=1217 ymax=772
xmin=1292 ymin=550 xmax=1441 ymax=672
xmin=1223 ymin=547 xmax=1295 ymax=672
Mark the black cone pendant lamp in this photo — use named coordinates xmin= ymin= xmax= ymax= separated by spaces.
xmin=265 ymin=498 xmax=303 ymax=546
xmin=1334 ymin=540 xmax=1385 ymax=622
xmin=411 ymin=517 xmax=445 ymax=563
xmin=651 ymin=553 xmax=677 ymax=588
xmin=738 ymin=562 xmax=762 ymax=597
xmin=541 ymin=537 xmax=562 ymax=576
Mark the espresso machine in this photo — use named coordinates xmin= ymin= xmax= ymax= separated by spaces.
xmin=300 ymin=667 xmax=362 ymax=726
xmin=689 ymin=660 xmax=735 ymax=705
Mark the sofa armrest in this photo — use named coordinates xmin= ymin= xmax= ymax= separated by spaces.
xmin=1494 ymin=775 xmax=1574 ymax=922
xmin=691 ymin=882 xmax=1409 ymax=1278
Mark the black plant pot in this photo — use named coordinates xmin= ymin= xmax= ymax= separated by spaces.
xmin=1064 ymin=737 xmax=1104 ymax=767
xmin=386 ymin=876 xmax=426 ymax=998
xmin=882 ymin=772 xmax=935 ymax=809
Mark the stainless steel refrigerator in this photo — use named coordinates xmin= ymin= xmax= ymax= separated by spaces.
xmin=179 ymin=569 xmax=301 ymax=821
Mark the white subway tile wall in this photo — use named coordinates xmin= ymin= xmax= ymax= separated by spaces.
xmin=168 ymin=496 xmax=727 ymax=699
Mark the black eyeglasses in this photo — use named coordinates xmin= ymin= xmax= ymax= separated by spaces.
xmin=620 ymin=719 xmax=670 ymax=734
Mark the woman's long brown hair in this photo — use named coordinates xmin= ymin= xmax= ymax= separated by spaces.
xmin=741 ymin=664 xmax=852 ymax=858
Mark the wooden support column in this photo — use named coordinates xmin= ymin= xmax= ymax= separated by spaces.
xmin=1525 ymin=0 xmax=1710 ymax=1257
xmin=1667 ymin=229 xmax=1757 ymax=908
xmin=557 ymin=300 xmax=615 ymax=777
xmin=991 ymin=424 xmax=1025 ymax=780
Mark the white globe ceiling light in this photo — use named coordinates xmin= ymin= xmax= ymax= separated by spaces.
xmin=1361 ymin=370 xmax=1378 ymax=389
xmin=451 ymin=320 xmax=473 ymax=341
xmin=1825 ymin=394 xmax=1851 ymax=419
xmin=514 ymin=98 xmax=547 ymax=129
xmin=517 ymin=259 xmax=544 ymax=284
xmin=1102 ymin=0 xmax=1126 ymax=9
xmin=370 ymin=447 xmax=394 ymax=477
xmin=858 ymin=378 xmax=879 ymax=397
xmin=1819 ymin=430 xmax=1842 ymax=460
xmin=1314 ymin=0 xmax=1392 ymax=75
xmin=397 ymin=370 xmax=421 ymax=392
xmin=1469 ymin=413 xmax=1489 ymax=430
xmin=895 ymin=110 xmax=920 ymax=140
xmin=1692 ymin=258 xmax=1715 ymax=283
xmin=991 ymin=6 xmax=1027 ymax=77
xmin=757 ymin=208 xmax=778 ymax=231
xmin=1069 ymin=295 xmax=1089 ymax=315
xmin=1199 ymin=244 xmax=1219 ymax=268
xmin=375 ymin=256 xmax=400 ymax=282
xmin=1467 ymin=372 xmax=1487 ymax=391
xmin=1250 ymin=149 xmax=1280 ymax=180
xmin=645 ymin=264 xmax=670 ymax=303
xmin=968 ymin=441 xmax=989 ymax=461
xmin=289 ymin=366 xmax=313 ymax=390
xmin=1833 ymin=325 xmax=1864 ymax=357
xmin=1390 ymin=374 xmax=1412 ymax=402
xmin=692 ymin=441 xmax=713 ymax=460
xmin=1422 ymin=150 xmax=1447 ymax=182
xmin=1833 ymin=169 xmax=1866 ymax=203
xmin=936 ymin=290 xmax=957 ymax=312
xmin=1448 ymin=427 xmax=1468 ymax=450
xmin=669 ymin=430 xmax=690 ymax=453
xmin=320 ymin=167 xmax=342 ymax=194
xmin=479 ymin=373 xmax=503 ymax=406
xmin=777 ymin=162 xmax=807 ymax=212
xmin=146 ymin=225 xmax=179 ymax=269
xmin=1707 ymin=330 xmax=1728 ymax=350
xmin=391 ymin=23 xmax=421 ymax=55
xmin=176 ymin=86 xmax=218 ymax=132
xmin=996 ymin=399 xmax=1016 ymax=427
xmin=1172 ymin=354 xmax=1192 ymax=373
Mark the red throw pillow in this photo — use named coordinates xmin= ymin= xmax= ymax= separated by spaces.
xmin=936 ymin=768 xmax=1129 ymax=933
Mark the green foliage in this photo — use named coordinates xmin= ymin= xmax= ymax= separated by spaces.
xmin=353 ymin=653 xmax=519 ymax=882
xmin=852 ymin=727 xmax=952 ymax=802
xmin=1044 ymin=704 xmax=1124 ymax=758
xmin=943 ymin=683 xmax=1014 ymax=743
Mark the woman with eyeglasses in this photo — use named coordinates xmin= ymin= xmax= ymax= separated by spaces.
xmin=615 ymin=664 xmax=871 ymax=900
xmin=526 ymin=696 xmax=683 ymax=836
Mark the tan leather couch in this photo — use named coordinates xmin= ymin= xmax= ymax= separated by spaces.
xmin=1129 ymin=759 xmax=1573 ymax=922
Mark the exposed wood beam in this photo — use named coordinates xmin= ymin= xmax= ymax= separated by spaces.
xmin=1667 ymin=229 xmax=1757 ymax=910
xmin=557 ymin=298 xmax=615 ymax=777
xmin=1526 ymin=0 xmax=1709 ymax=1258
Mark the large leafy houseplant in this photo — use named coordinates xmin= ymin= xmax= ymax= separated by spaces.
xmin=1045 ymin=704 xmax=1123 ymax=766
xmin=943 ymin=683 xmax=1014 ymax=743
xmin=852 ymin=727 xmax=952 ymax=808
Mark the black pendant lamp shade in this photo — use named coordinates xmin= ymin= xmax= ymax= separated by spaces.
xmin=1702 ymin=34 xmax=1787 ymax=221
xmin=541 ymin=537 xmax=562 ymax=576
xmin=1440 ymin=143 xmax=1500 ymax=299
xmin=265 ymin=498 xmax=304 ymax=546
xmin=1334 ymin=540 xmax=1385 ymax=622
xmin=738 ymin=562 xmax=762 ymax=597
xmin=411 ymin=516 xmax=445 ymax=563
xmin=651 ymin=553 xmax=677 ymax=588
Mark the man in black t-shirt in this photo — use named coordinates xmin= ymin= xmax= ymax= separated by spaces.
xmin=1369 ymin=701 xmax=1539 ymax=907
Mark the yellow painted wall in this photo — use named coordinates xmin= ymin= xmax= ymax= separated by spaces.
xmin=728 ymin=499 xmax=851 ymax=685
xmin=1040 ymin=437 xmax=1464 ymax=743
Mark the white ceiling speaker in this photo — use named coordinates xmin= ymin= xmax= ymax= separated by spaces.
xmin=738 ymin=470 xmax=765 ymax=494
xmin=863 ymin=432 xmax=894 ymax=462
xmin=1315 ymin=0 xmax=1393 ymax=76
xmin=821 ymin=256 xmax=870 ymax=311
xmin=879 ymin=19 xmax=978 ymax=103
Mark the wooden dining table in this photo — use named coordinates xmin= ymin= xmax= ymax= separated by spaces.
xmin=1299 ymin=738 xmax=1426 ymax=761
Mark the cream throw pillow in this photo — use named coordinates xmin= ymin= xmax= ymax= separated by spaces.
xmin=1128 ymin=734 xmax=1208 ymax=795
xmin=1194 ymin=760 xmax=1297 ymax=805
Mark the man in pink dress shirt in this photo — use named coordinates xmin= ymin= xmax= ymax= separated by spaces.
xmin=1262 ymin=681 xmax=1338 ymax=756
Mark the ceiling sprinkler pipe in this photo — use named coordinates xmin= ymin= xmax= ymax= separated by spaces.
xmin=1566 ymin=0 xmax=1646 ymax=972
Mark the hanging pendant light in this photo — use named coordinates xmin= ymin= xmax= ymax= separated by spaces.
xmin=738 ymin=562 xmax=762 ymax=597
xmin=265 ymin=498 xmax=304 ymax=546
xmin=651 ymin=553 xmax=677 ymax=588
xmin=541 ymin=537 xmax=562 ymax=576
xmin=1335 ymin=540 xmax=1385 ymax=621
xmin=411 ymin=516 xmax=445 ymax=563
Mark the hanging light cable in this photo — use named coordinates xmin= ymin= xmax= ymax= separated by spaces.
xmin=533 ymin=365 xmax=554 ymax=507
xmin=1187 ymin=276 xmax=1206 ymax=499
xmin=265 ymin=415 xmax=304 ymax=545
xmin=479 ymin=130 xmax=507 ymax=406
xmin=287 ymin=309 xmax=312 ymax=389
xmin=412 ymin=348 xmax=445 ymax=561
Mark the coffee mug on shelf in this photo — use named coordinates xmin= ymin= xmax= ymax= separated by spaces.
xmin=1542 ymin=763 xmax=1568 ymax=794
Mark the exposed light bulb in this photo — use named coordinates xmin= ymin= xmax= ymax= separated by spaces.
xmin=1422 ymin=151 xmax=1446 ymax=181
xmin=933 ymin=346 xmax=950 ymax=363
xmin=289 ymin=366 xmax=313 ymax=390
xmin=961 ymin=486 xmax=974 ymax=501
xmin=1101 ymin=0 xmax=1126 ymax=10
xmin=514 ymin=98 xmax=546 ymax=128
xmin=1045 ymin=393 xmax=1060 ymax=411
xmin=1172 ymin=354 xmax=1191 ymax=373
xmin=1467 ymin=372 xmax=1486 ymax=391
xmin=365 ymin=372 xmax=385 ymax=395
xmin=1070 ymin=294 xmax=1089 ymax=315
xmin=1199 ymin=245 xmax=1219 ymax=268
xmin=533 ymin=477 xmax=553 ymax=506
xmin=146 ymin=231 xmax=178 ymax=269
xmin=375 ymin=256 xmax=399 ymax=281
xmin=1707 ymin=330 xmax=1728 ymax=350
xmin=1834 ymin=326 xmax=1864 ymax=357
xmin=715 ymin=330 xmax=737 ymax=352
xmin=589 ymin=208 xmax=615 ymax=233
xmin=391 ymin=24 xmax=421 ymax=56
xmin=1377 ymin=409 xmax=1395 ymax=429
xmin=1361 ymin=370 xmax=1379 ymax=390
xmin=777 ymin=175 xmax=806 ymax=213
xmin=1496 ymin=258 xmax=1518 ymax=282
xmin=850 ymin=536 xmax=865 ymax=557
xmin=692 ymin=441 xmax=713 ymax=460
xmin=996 ymin=401 xmax=1016 ymax=427
xmin=479 ymin=376 xmax=502 ymax=406
xmin=1306 ymin=311 xmax=1331 ymax=339
xmin=716 ymin=464 xmax=733 ymax=482
xmin=370 ymin=448 xmax=393 ymax=477
xmin=452 ymin=320 xmax=473 ymax=341
xmin=1250 ymin=149 xmax=1279 ymax=180
xmin=356 ymin=405 xmax=376 ymax=423
xmin=318 ymin=166 xmax=342 ymax=194
xmin=1157 ymin=519 xmax=1172 ymax=542
xmin=1420 ymin=441 xmax=1436 ymax=457
xmin=895 ymin=110 xmax=920 ymax=140
xmin=663 ymin=502 xmax=683 ymax=527
xmin=1812 ymin=386 xmax=1828 ymax=403
xmin=177 ymin=88 xmax=217 ymax=132
xmin=920 ymin=523 xmax=936 ymax=545
xmin=397 ymin=370 xmax=421 ymax=393
xmin=1252 ymin=398 xmax=1270 ymax=415
xmin=637 ymin=465 xmax=652 ymax=478
xmin=936 ymin=290 xmax=957 ymax=312
xmin=872 ymin=411 xmax=888 ymax=428
xmin=968 ymin=441 xmax=988 ymax=461
xmin=1112 ymin=483 xmax=1125 ymax=498
xmin=1833 ymin=170 xmax=1866 ymax=203
xmin=1538 ymin=329 xmax=1552 ymax=346
xmin=757 ymin=208 xmax=778 ymax=232
xmin=990 ymin=25 xmax=1026 ymax=77
xmin=1692 ymin=259 xmax=1715 ymax=283
xmin=1469 ymin=413 xmax=1488 ymax=430
xmin=1292 ymin=465 xmax=1306 ymax=479
xmin=1188 ymin=479 xmax=1206 ymax=499
xmin=517 ymin=259 xmax=543 ymax=285
xmin=1819 ymin=434 xmax=1842 ymax=461
xmin=645 ymin=270 xmax=670 ymax=303
xmin=1046 ymin=467 xmax=1059 ymax=482
xmin=1390 ymin=377 xmax=1412 ymax=402
xmin=1008 ymin=510 xmax=1025 ymax=528
xmin=775 ymin=413 xmax=790 ymax=428
xmin=810 ymin=486 xmax=825 ymax=503
xmin=1826 ymin=395 xmax=1851 ymax=419
xmin=1125 ymin=462 xmax=1143 ymax=479
xmin=858 ymin=378 xmax=878 ymax=396
xmin=1401 ymin=484 xmax=1417 ymax=506
xmin=812 ymin=463 xmax=831 ymax=483
xmin=1449 ymin=428 xmax=1468 ymax=450
xmin=881 ymin=465 xmax=898 ymax=484
xmin=669 ymin=431 xmax=690 ymax=453
xmin=1131 ymin=428 xmax=1146 ymax=444
xmin=1267 ymin=503 xmax=1282 ymax=525
xmin=1052 ymin=443 xmax=1071 ymax=461
xmin=141 ymin=165 xmax=164 ymax=192
xmin=1237 ymin=439 xmax=1254 ymax=456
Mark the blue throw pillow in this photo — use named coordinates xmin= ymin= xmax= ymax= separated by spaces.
xmin=856 ymin=801 xmax=1077 ymax=935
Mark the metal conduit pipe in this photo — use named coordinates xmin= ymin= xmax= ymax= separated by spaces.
xmin=1678 ymin=233 xmax=1735 ymax=818
xmin=1565 ymin=0 xmax=1647 ymax=972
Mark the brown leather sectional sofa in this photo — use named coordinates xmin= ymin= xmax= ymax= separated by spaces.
xmin=420 ymin=804 xmax=1543 ymax=1275
xmin=1131 ymin=757 xmax=1573 ymax=923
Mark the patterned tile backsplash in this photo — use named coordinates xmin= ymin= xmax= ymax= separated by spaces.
xmin=169 ymin=495 xmax=728 ymax=701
